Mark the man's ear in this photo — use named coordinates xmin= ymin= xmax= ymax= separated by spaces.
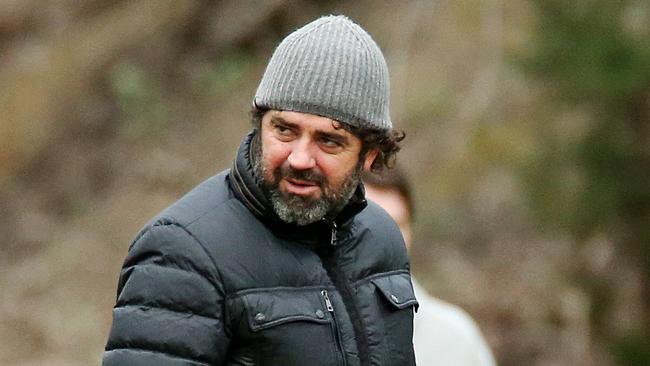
xmin=363 ymin=149 xmax=380 ymax=171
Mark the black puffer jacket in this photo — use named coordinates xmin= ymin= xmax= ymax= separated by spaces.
xmin=103 ymin=132 xmax=418 ymax=366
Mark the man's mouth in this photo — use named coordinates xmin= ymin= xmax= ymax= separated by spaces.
xmin=283 ymin=178 xmax=320 ymax=196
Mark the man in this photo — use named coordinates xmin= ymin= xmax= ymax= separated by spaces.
xmin=103 ymin=15 xmax=418 ymax=366
xmin=363 ymin=169 xmax=496 ymax=366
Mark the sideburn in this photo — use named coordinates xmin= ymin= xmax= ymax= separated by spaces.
xmin=250 ymin=129 xmax=266 ymax=188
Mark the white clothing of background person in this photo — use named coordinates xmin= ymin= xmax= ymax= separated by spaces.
xmin=411 ymin=278 xmax=495 ymax=366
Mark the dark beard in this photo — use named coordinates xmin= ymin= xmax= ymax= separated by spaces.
xmin=252 ymin=133 xmax=362 ymax=225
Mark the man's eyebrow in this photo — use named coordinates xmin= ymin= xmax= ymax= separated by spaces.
xmin=270 ymin=115 xmax=298 ymax=128
xmin=270 ymin=115 xmax=350 ymax=144
xmin=316 ymin=130 xmax=349 ymax=145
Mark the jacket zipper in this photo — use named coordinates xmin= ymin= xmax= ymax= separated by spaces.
xmin=322 ymin=290 xmax=346 ymax=366
xmin=321 ymin=246 xmax=372 ymax=366
xmin=322 ymin=289 xmax=335 ymax=312
xmin=321 ymin=220 xmax=370 ymax=366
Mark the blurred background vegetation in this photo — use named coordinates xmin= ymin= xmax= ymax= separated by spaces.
xmin=0 ymin=0 xmax=648 ymax=365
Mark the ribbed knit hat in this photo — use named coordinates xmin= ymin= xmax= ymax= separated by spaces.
xmin=254 ymin=15 xmax=392 ymax=130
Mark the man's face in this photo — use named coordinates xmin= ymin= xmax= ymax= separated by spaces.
xmin=255 ymin=110 xmax=377 ymax=225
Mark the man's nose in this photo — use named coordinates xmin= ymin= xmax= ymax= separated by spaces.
xmin=287 ymin=141 xmax=316 ymax=170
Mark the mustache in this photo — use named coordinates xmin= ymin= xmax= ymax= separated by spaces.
xmin=276 ymin=166 xmax=326 ymax=186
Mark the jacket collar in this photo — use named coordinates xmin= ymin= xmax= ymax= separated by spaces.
xmin=228 ymin=130 xmax=368 ymax=244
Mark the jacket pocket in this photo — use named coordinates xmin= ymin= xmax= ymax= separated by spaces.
xmin=231 ymin=287 xmax=341 ymax=366
xmin=367 ymin=271 xmax=418 ymax=365
xmin=371 ymin=271 xmax=419 ymax=312
xmin=240 ymin=288 xmax=331 ymax=331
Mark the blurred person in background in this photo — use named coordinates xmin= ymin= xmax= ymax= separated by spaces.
xmin=102 ymin=15 xmax=419 ymax=366
xmin=364 ymin=168 xmax=496 ymax=366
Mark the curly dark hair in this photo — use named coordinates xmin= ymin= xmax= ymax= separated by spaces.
xmin=250 ymin=107 xmax=405 ymax=173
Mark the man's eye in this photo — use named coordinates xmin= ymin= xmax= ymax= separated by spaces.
xmin=275 ymin=125 xmax=292 ymax=135
xmin=321 ymin=138 xmax=341 ymax=148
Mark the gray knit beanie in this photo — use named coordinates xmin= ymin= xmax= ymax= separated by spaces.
xmin=254 ymin=15 xmax=392 ymax=130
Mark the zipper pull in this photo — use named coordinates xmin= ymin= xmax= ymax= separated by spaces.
xmin=321 ymin=290 xmax=334 ymax=312
xmin=330 ymin=221 xmax=338 ymax=246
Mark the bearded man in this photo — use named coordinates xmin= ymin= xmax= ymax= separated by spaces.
xmin=103 ymin=15 xmax=417 ymax=366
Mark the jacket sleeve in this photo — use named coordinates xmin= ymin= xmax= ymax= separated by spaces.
xmin=103 ymin=222 xmax=230 ymax=366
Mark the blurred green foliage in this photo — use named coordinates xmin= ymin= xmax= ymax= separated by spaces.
xmin=519 ymin=0 xmax=650 ymax=364
xmin=110 ymin=61 xmax=171 ymax=140
xmin=192 ymin=51 xmax=253 ymax=98
xmin=524 ymin=0 xmax=650 ymax=103
xmin=610 ymin=331 xmax=650 ymax=366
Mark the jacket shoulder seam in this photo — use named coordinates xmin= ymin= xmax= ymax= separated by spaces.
xmin=113 ymin=303 xmax=221 ymax=321
xmin=180 ymin=196 xmax=239 ymax=228
xmin=103 ymin=346 xmax=210 ymax=365
xmin=147 ymin=221 xmax=226 ymax=294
